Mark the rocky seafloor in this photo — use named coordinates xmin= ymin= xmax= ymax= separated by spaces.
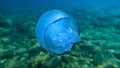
xmin=0 ymin=6 xmax=120 ymax=68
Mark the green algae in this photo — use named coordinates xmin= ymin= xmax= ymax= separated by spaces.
xmin=0 ymin=6 xmax=120 ymax=68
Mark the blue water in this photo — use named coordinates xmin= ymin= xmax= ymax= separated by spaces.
xmin=0 ymin=0 xmax=120 ymax=68
xmin=1 ymin=0 xmax=120 ymax=10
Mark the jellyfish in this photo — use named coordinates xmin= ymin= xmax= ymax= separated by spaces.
xmin=36 ymin=10 xmax=81 ymax=55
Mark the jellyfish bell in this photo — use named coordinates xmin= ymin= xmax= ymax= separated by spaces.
xmin=36 ymin=10 xmax=81 ymax=55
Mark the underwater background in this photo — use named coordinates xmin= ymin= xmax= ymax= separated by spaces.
xmin=0 ymin=0 xmax=120 ymax=68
